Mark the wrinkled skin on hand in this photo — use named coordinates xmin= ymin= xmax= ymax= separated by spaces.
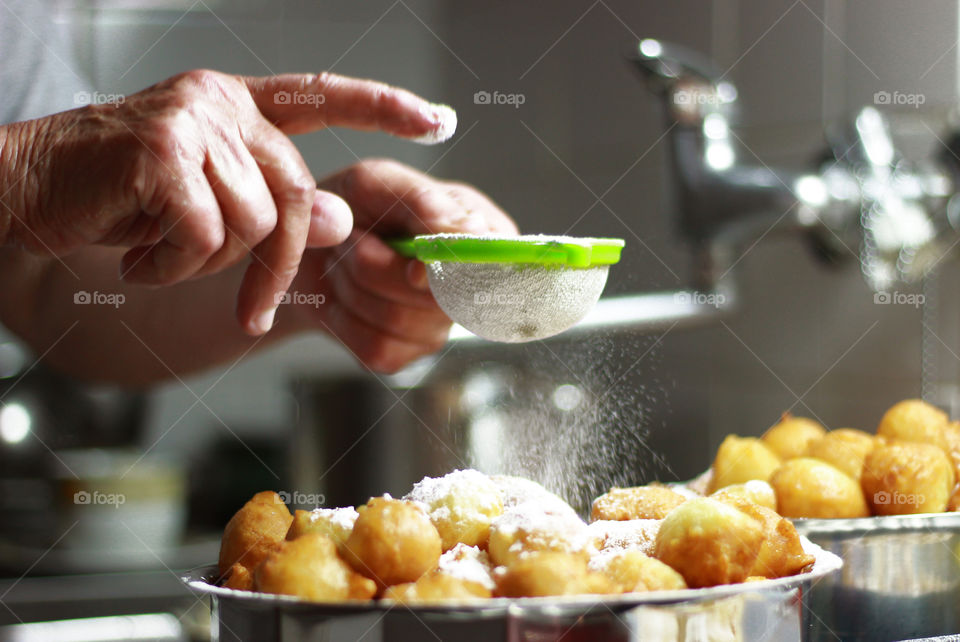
xmin=2 ymin=70 xmax=457 ymax=336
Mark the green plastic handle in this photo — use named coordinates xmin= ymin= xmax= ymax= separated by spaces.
xmin=386 ymin=238 xmax=419 ymax=258
xmin=385 ymin=235 xmax=624 ymax=268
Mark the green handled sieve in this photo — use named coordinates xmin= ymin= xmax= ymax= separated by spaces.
xmin=388 ymin=234 xmax=625 ymax=343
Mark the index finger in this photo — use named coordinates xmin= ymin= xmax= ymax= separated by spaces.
xmin=242 ymin=72 xmax=456 ymax=143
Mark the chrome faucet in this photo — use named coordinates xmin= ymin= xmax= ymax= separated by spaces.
xmin=442 ymin=39 xmax=959 ymax=345
xmin=631 ymin=38 xmax=955 ymax=292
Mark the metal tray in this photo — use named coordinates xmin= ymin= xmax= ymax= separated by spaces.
xmin=182 ymin=538 xmax=841 ymax=642
xmin=793 ymin=512 xmax=960 ymax=642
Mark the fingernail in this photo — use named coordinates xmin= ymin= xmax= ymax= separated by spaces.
xmin=406 ymin=261 xmax=430 ymax=291
xmin=410 ymin=103 xmax=457 ymax=145
xmin=253 ymin=305 xmax=278 ymax=334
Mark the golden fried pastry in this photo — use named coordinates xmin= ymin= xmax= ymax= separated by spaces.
xmin=405 ymin=469 xmax=504 ymax=551
xmin=861 ymin=441 xmax=956 ymax=515
xmin=710 ymin=480 xmax=777 ymax=511
xmin=589 ymin=550 xmax=687 ymax=593
xmin=876 ymin=399 xmax=949 ymax=450
xmin=218 ymin=491 xmax=293 ymax=578
xmin=949 ymin=486 xmax=960 ymax=512
xmin=709 ymin=435 xmax=781 ymax=492
xmin=436 ymin=543 xmax=495 ymax=590
xmin=255 ymin=532 xmax=376 ymax=601
xmin=653 ymin=497 xmax=764 ymax=588
xmin=732 ymin=502 xmax=814 ymax=579
xmin=382 ymin=572 xmax=491 ymax=603
xmin=941 ymin=422 xmax=960 ymax=481
xmin=762 ymin=414 xmax=826 ymax=460
xmin=591 ymin=486 xmax=687 ymax=522
xmin=769 ymin=458 xmax=868 ymax=519
xmin=342 ymin=496 xmax=442 ymax=589
xmin=222 ymin=562 xmax=254 ymax=591
xmin=494 ymin=552 xmax=613 ymax=597
xmin=489 ymin=475 xmax=578 ymax=516
xmin=804 ymin=428 xmax=875 ymax=481
xmin=487 ymin=503 xmax=595 ymax=567
xmin=587 ymin=519 xmax=661 ymax=556
xmin=286 ymin=507 xmax=358 ymax=555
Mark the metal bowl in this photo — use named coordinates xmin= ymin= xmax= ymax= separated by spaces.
xmin=793 ymin=512 xmax=960 ymax=642
xmin=182 ymin=538 xmax=841 ymax=642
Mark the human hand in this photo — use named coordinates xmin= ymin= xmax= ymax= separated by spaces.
xmin=0 ymin=70 xmax=456 ymax=335
xmin=288 ymin=159 xmax=518 ymax=372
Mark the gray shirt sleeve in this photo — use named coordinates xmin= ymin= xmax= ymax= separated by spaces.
xmin=0 ymin=0 xmax=91 ymax=124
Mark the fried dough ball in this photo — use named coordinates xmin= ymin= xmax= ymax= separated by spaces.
xmin=494 ymin=552 xmax=613 ymax=597
xmin=591 ymin=486 xmax=687 ymax=522
xmin=861 ymin=441 xmax=956 ymax=515
xmin=941 ymin=422 xmax=960 ymax=481
xmin=769 ymin=458 xmax=868 ymax=519
xmin=255 ymin=533 xmax=376 ymax=601
xmin=405 ymin=469 xmax=504 ymax=551
xmin=587 ymin=519 xmax=661 ymax=556
xmin=653 ymin=497 xmax=764 ymax=588
xmin=710 ymin=480 xmax=777 ymax=511
xmin=436 ymin=543 xmax=495 ymax=590
xmin=489 ymin=475 xmax=578 ymax=517
xmin=222 ymin=563 xmax=254 ymax=591
xmin=286 ymin=507 xmax=358 ymax=555
xmin=708 ymin=435 xmax=781 ymax=492
xmin=589 ymin=550 xmax=687 ymax=593
xmin=731 ymin=502 xmax=814 ymax=579
xmin=487 ymin=502 xmax=595 ymax=567
xmin=218 ymin=491 xmax=293 ymax=578
xmin=877 ymin=399 xmax=949 ymax=450
xmin=762 ymin=414 xmax=826 ymax=460
xmin=342 ymin=496 xmax=441 ymax=589
xmin=382 ymin=573 xmax=491 ymax=603
xmin=804 ymin=429 xmax=876 ymax=481
xmin=949 ymin=486 xmax=960 ymax=512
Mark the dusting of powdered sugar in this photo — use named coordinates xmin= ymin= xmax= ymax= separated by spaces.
xmin=587 ymin=519 xmax=661 ymax=556
xmin=437 ymin=543 xmax=495 ymax=589
xmin=404 ymin=469 xmax=502 ymax=522
xmin=421 ymin=234 xmax=621 ymax=246
xmin=492 ymin=501 xmax=595 ymax=557
xmin=306 ymin=506 xmax=358 ymax=531
xmin=489 ymin=475 xmax=578 ymax=517
xmin=408 ymin=104 xmax=457 ymax=145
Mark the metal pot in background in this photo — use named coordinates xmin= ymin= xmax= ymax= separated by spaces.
xmin=794 ymin=513 xmax=960 ymax=642
xmin=0 ymin=340 xmax=159 ymax=573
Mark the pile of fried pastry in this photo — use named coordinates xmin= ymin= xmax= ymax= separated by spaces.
xmin=706 ymin=398 xmax=960 ymax=518
xmin=218 ymin=468 xmax=816 ymax=604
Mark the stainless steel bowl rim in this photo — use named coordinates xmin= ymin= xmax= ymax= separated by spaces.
xmin=182 ymin=537 xmax=841 ymax=614
xmin=792 ymin=511 xmax=960 ymax=535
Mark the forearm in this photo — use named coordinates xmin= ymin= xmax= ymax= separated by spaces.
xmin=0 ymin=246 xmax=307 ymax=386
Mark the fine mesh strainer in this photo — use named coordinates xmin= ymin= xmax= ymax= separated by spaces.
xmin=389 ymin=234 xmax=625 ymax=342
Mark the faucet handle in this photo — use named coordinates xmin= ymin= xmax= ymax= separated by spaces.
xmin=630 ymin=39 xmax=737 ymax=124
xmin=631 ymin=39 xmax=720 ymax=84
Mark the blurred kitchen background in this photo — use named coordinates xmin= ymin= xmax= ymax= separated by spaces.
xmin=2 ymin=0 xmax=960 ymax=637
